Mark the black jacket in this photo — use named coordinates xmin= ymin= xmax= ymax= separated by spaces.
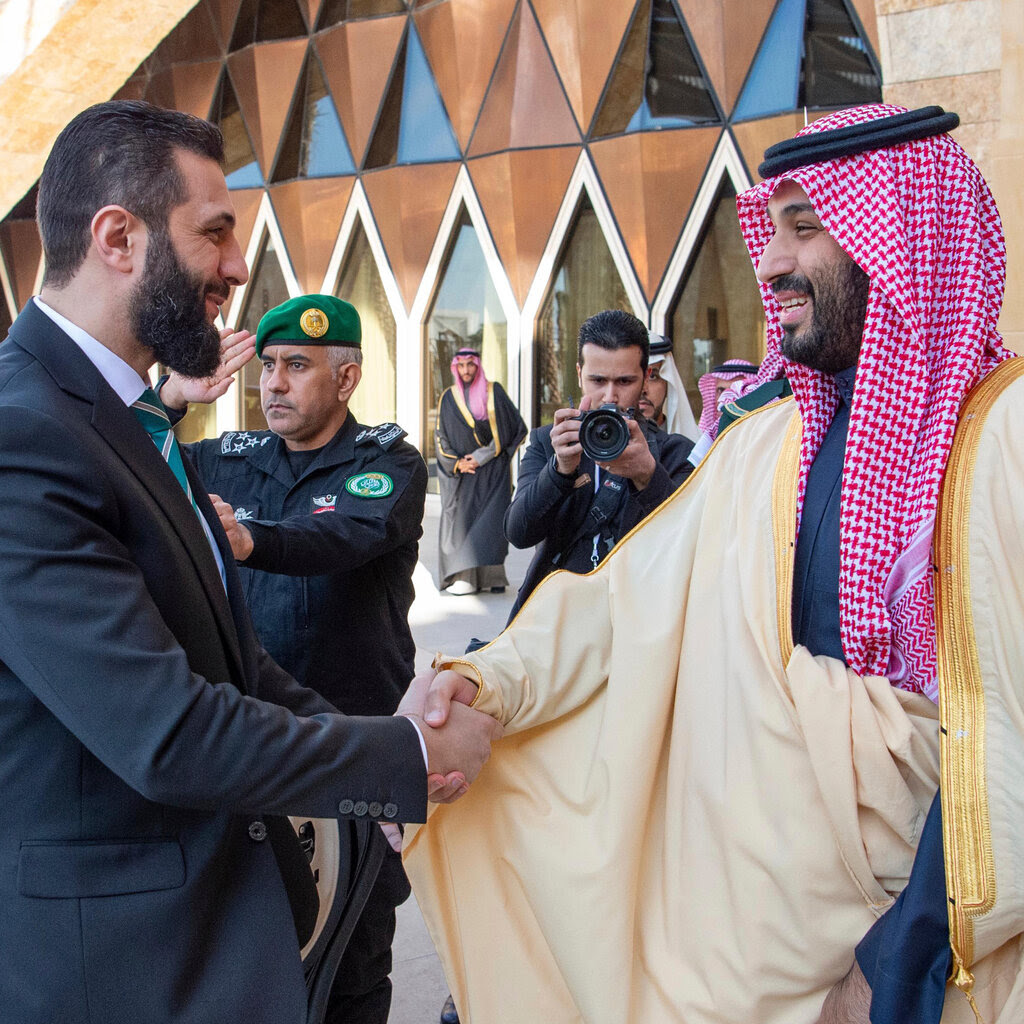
xmin=186 ymin=414 xmax=427 ymax=716
xmin=505 ymin=419 xmax=693 ymax=618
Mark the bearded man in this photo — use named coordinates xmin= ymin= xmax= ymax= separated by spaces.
xmin=403 ymin=105 xmax=1024 ymax=1023
xmin=0 ymin=100 xmax=500 ymax=1024
xmin=435 ymin=348 xmax=526 ymax=594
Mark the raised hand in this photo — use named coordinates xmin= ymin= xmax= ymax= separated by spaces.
xmin=160 ymin=328 xmax=256 ymax=410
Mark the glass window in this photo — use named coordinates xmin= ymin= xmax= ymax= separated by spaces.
xmin=592 ymin=0 xmax=718 ymax=138
xmin=425 ymin=208 xmax=509 ymax=479
xmin=317 ymin=0 xmax=406 ymax=32
xmin=236 ymin=236 xmax=292 ymax=430
xmin=230 ymin=0 xmax=308 ymax=50
xmin=210 ymin=71 xmax=264 ymax=189
xmin=163 ymin=365 xmax=218 ymax=442
xmin=364 ymin=25 xmax=461 ymax=169
xmin=669 ymin=181 xmax=765 ymax=417
xmin=535 ymin=196 xmax=630 ymax=425
xmin=336 ymin=223 xmax=398 ymax=426
xmin=273 ymin=53 xmax=356 ymax=181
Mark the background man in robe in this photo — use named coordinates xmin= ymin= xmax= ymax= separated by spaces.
xmin=435 ymin=348 xmax=526 ymax=595
xmin=404 ymin=105 xmax=1024 ymax=1024
xmin=639 ymin=333 xmax=699 ymax=440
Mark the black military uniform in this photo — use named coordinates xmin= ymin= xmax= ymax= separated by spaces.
xmin=185 ymin=413 xmax=426 ymax=717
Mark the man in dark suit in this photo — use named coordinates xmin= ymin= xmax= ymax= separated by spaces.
xmin=0 ymin=100 xmax=499 ymax=1024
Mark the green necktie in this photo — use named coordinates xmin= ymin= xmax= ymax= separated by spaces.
xmin=131 ymin=387 xmax=200 ymax=514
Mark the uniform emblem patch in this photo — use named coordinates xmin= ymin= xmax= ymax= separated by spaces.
xmin=344 ymin=472 xmax=394 ymax=498
xmin=312 ymin=494 xmax=337 ymax=514
xmin=300 ymin=307 xmax=329 ymax=338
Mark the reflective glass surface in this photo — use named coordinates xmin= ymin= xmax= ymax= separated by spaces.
xmin=592 ymin=0 xmax=718 ymax=138
xmin=236 ymin=236 xmax=291 ymax=430
xmin=669 ymin=181 xmax=765 ymax=416
xmin=336 ymin=223 xmax=398 ymax=426
xmin=365 ymin=25 xmax=461 ymax=168
xmin=732 ymin=0 xmax=804 ymax=121
xmin=230 ymin=0 xmax=308 ymax=50
xmin=212 ymin=72 xmax=264 ymax=189
xmin=426 ymin=208 xmax=508 ymax=473
xmin=317 ymin=0 xmax=406 ymax=31
xmin=536 ymin=196 xmax=630 ymax=425
xmin=273 ymin=54 xmax=356 ymax=180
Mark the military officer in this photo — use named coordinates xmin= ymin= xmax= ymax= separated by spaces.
xmin=163 ymin=294 xmax=427 ymax=1024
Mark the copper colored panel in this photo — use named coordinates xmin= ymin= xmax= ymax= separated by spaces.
xmin=207 ymin=0 xmax=244 ymax=49
xmin=678 ymin=0 xmax=776 ymax=116
xmin=269 ymin=177 xmax=356 ymax=292
xmin=144 ymin=69 xmax=177 ymax=110
xmin=228 ymin=38 xmax=307 ymax=176
xmin=730 ymin=112 xmax=806 ymax=181
xmin=171 ymin=60 xmax=223 ymax=118
xmin=113 ymin=73 xmax=147 ymax=102
xmin=592 ymin=127 xmax=721 ymax=302
xmin=468 ymin=146 xmax=580 ymax=307
xmin=151 ymin=1 xmax=223 ymax=66
xmin=468 ymin=4 xmax=579 ymax=157
xmin=415 ymin=0 xmax=517 ymax=149
xmin=0 ymin=220 xmax=42 ymax=311
xmin=227 ymin=187 xmax=266 ymax=270
xmin=532 ymin=0 xmax=636 ymax=134
xmin=315 ymin=17 xmax=406 ymax=167
xmin=362 ymin=161 xmax=459 ymax=310
xmin=297 ymin=0 xmax=323 ymax=31
xmin=848 ymin=0 xmax=880 ymax=58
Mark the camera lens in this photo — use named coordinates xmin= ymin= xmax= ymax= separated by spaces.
xmin=579 ymin=406 xmax=630 ymax=461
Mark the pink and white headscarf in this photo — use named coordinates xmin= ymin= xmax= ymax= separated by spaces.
xmin=451 ymin=349 xmax=489 ymax=421
xmin=736 ymin=104 xmax=1013 ymax=699
xmin=697 ymin=360 xmax=761 ymax=435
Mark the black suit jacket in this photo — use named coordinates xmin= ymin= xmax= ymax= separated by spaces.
xmin=0 ymin=302 xmax=425 ymax=1024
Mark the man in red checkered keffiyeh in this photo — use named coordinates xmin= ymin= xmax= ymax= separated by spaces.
xmin=737 ymin=103 xmax=1013 ymax=701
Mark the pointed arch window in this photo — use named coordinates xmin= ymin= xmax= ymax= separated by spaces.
xmin=592 ymin=0 xmax=719 ymax=138
xmin=733 ymin=0 xmax=881 ymax=121
xmin=336 ymin=223 xmax=398 ymax=426
xmin=536 ymin=195 xmax=630 ymax=425
xmin=425 ymin=207 xmax=508 ymax=472
xmin=211 ymin=72 xmax=264 ymax=189
xmin=364 ymin=23 xmax=460 ymax=169
xmin=668 ymin=180 xmax=765 ymax=415
xmin=236 ymin=235 xmax=292 ymax=430
xmin=272 ymin=52 xmax=356 ymax=181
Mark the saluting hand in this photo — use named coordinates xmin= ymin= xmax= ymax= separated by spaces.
xmin=208 ymin=493 xmax=255 ymax=562
xmin=160 ymin=328 xmax=257 ymax=410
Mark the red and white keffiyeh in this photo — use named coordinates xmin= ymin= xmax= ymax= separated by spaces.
xmin=697 ymin=360 xmax=761 ymax=434
xmin=736 ymin=104 xmax=1013 ymax=699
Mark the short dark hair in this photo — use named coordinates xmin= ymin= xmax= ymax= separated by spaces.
xmin=38 ymin=101 xmax=225 ymax=288
xmin=576 ymin=309 xmax=649 ymax=373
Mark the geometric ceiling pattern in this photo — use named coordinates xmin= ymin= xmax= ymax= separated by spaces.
xmin=0 ymin=0 xmax=882 ymax=320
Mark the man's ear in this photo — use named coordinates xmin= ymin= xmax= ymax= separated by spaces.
xmin=91 ymin=205 xmax=144 ymax=275
xmin=336 ymin=362 xmax=362 ymax=403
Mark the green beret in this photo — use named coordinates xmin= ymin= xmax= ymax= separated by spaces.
xmin=255 ymin=294 xmax=361 ymax=357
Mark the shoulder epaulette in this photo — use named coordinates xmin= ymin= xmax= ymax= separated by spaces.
xmin=355 ymin=422 xmax=407 ymax=450
xmin=219 ymin=431 xmax=273 ymax=455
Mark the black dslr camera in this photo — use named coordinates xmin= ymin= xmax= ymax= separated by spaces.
xmin=577 ymin=404 xmax=633 ymax=462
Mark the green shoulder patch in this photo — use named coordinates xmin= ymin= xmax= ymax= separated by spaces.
xmin=344 ymin=472 xmax=394 ymax=498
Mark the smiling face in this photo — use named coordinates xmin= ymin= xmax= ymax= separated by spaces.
xmin=756 ymin=180 xmax=870 ymax=374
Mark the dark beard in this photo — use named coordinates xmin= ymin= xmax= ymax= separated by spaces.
xmin=129 ymin=229 xmax=223 ymax=378
xmin=776 ymin=257 xmax=870 ymax=374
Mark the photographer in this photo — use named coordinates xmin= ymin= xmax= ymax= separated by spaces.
xmin=504 ymin=310 xmax=693 ymax=620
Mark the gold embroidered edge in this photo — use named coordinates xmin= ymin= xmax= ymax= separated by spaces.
xmin=772 ymin=410 xmax=803 ymax=667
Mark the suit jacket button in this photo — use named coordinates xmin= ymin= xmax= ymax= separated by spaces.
xmin=353 ymin=800 xmax=369 ymax=816
xmin=248 ymin=820 xmax=268 ymax=842
xmin=383 ymin=803 xmax=398 ymax=819
xmin=368 ymin=801 xmax=383 ymax=818
xmin=338 ymin=799 xmax=355 ymax=815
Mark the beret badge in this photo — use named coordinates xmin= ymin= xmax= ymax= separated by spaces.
xmin=300 ymin=308 xmax=329 ymax=338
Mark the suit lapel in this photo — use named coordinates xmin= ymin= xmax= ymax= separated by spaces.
xmin=9 ymin=304 xmax=248 ymax=689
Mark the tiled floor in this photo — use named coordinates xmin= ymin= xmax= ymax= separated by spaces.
xmin=389 ymin=492 xmax=534 ymax=1023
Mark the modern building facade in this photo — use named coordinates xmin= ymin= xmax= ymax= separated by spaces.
xmin=0 ymin=0 xmax=1019 ymax=474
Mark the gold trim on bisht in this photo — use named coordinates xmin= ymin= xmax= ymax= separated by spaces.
xmin=772 ymin=410 xmax=802 ymax=666
xmin=486 ymin=383 xmax=501 ymax=457
xmin=935 ymin=357 xmax=1024 ymax=1018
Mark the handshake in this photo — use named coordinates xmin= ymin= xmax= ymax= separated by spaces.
xmin=395 ymin=668 xmax=500 ymax=805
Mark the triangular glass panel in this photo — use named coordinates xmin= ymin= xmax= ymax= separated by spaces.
xmin=801 ymin=0 xmax=881 ymax=107
xmin=734 ymin=0 xmax=880 ymax=120
xmin=364 ymin=24 xmax=461 ymax=168
xmin=316 ymin=0 xmax=405 ymax=31
xmin=273 ymin=52 xmax=356 ymax=181
xmin=592 ymin=0 xmax=719 ymax=138
xmin=211 ymin=71 xmax=264 ymax=189
xmin=230 ymin=0 xmax=307 ymax=50
xmin=536 ymin=194 xmax=630 ymax=425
